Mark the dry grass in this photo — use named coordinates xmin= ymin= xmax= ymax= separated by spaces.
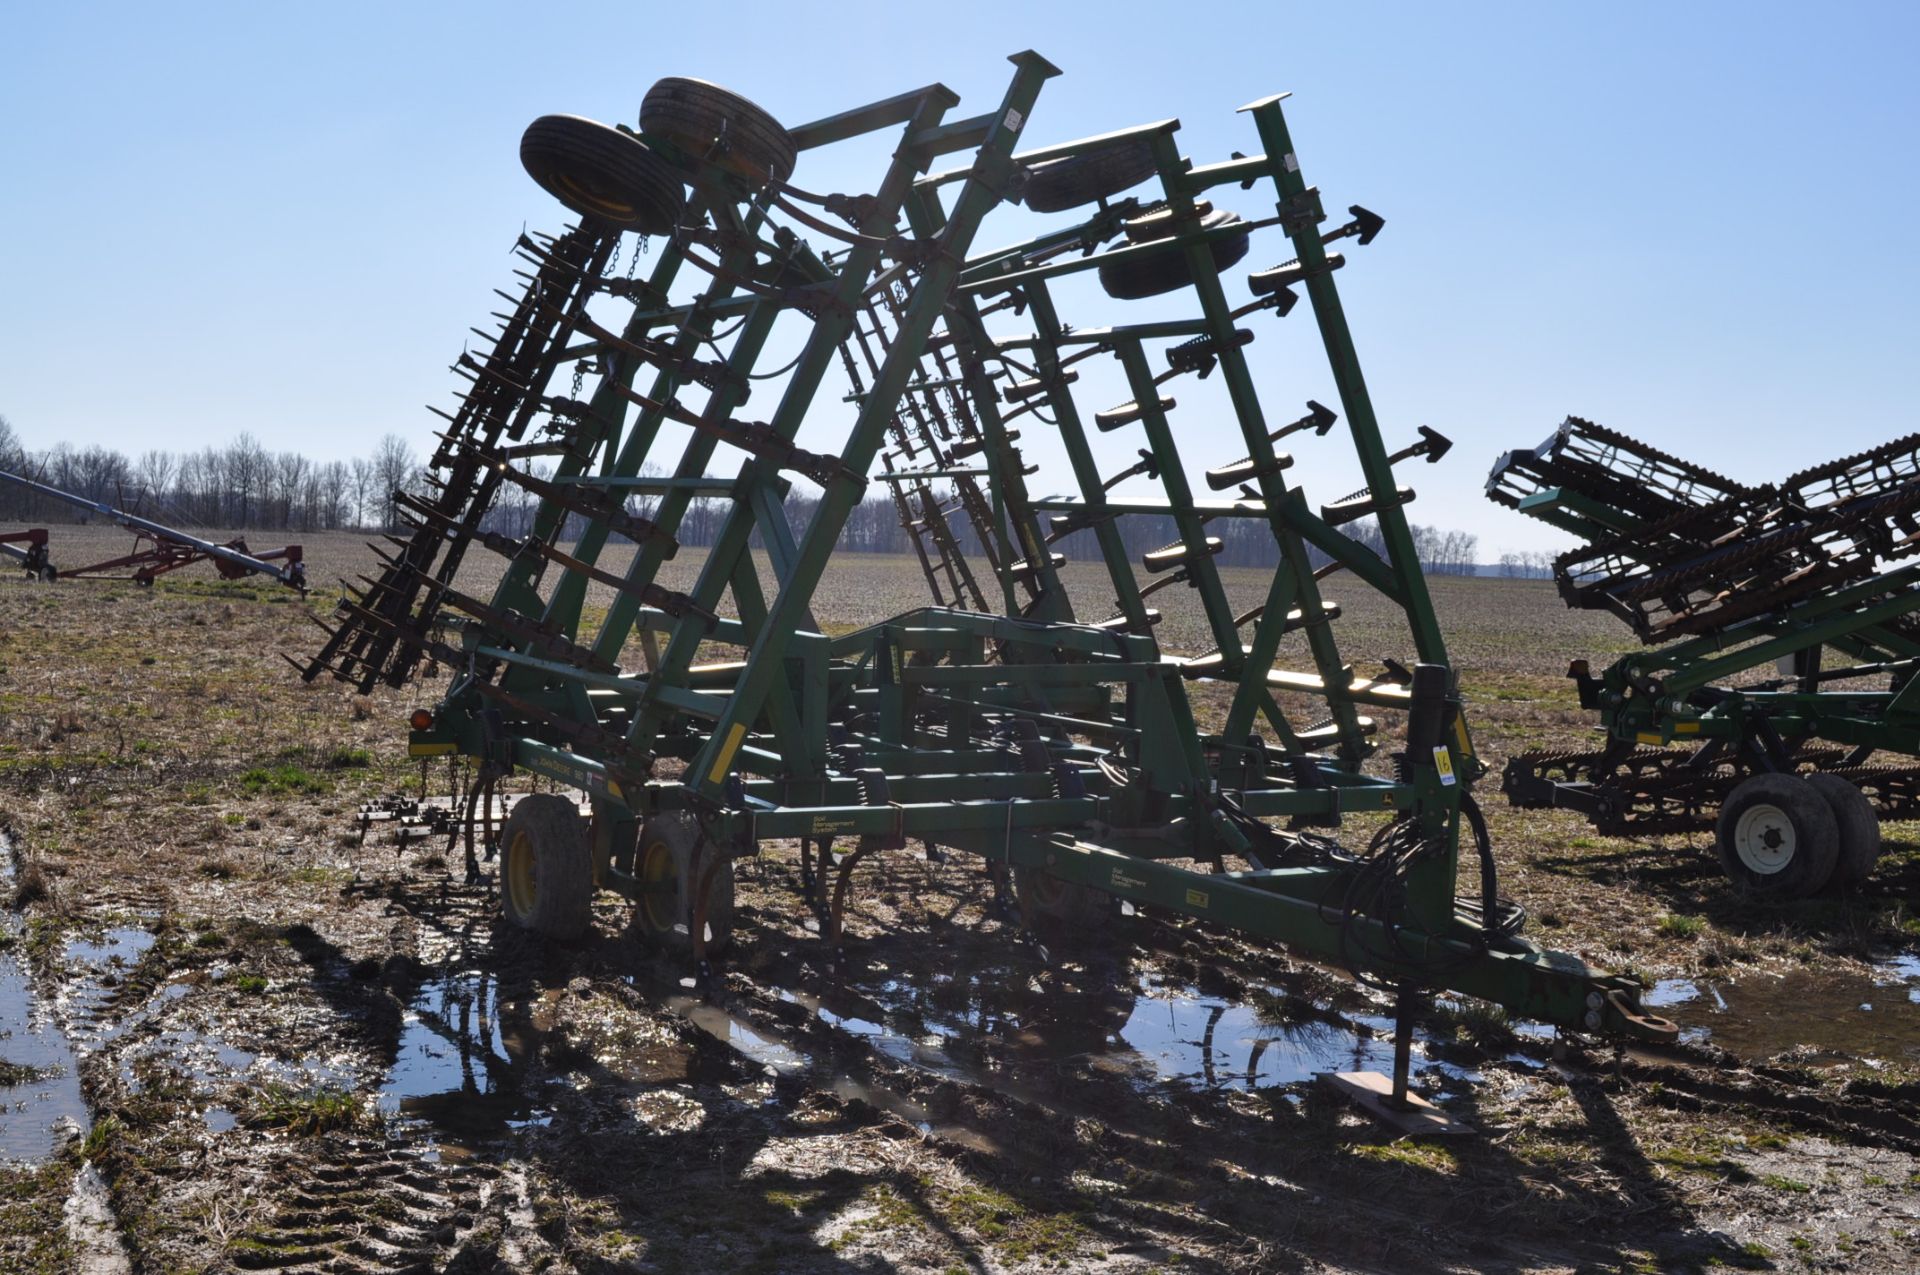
xmin=1 ymin=529 xmax=1916 ymax=1274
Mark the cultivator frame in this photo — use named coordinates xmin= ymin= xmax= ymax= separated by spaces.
xmin=304 ymin=53 xmax=1672 ymax=1061
xmin=1491 ymin=418 xmax=1920 ymax=887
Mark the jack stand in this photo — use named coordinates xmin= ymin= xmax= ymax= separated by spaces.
xmin=1320 ymin=983 xmax=1473 ymax=1138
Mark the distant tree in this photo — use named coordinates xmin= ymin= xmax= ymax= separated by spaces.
xmin=372 ymin=434 xmax=416 ymax=531
xmin=273 ymin=451 xmax=308 ymax=528
xmin=136 ymin=449 xmax=176 ymax=514
xmin=319 ymin=460 xmax=350 ymax=530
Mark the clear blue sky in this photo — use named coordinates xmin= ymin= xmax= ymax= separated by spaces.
xmin=4 ymin=1 xmax=1917 ymax=556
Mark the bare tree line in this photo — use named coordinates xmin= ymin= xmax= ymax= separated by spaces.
xmin=0 ymin=416 xmax=421 ymax=535
xmin=1 ymin=414 xmax=1485 ymax=574
xmin=1495 ymin=550 xmax=1557 ymax=579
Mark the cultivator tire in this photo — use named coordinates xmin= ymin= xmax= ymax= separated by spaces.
xmin=520 ymin=114 xmax=685 ymax=235
xmin=1714 ymin=774 xmax=1839 ymax=898
xmin=633 ymin=813 xmax=735 ymax=954
xmin=1805 ymin=773 xmax=1882 ymax=889
xmin=640 ymin=77 xmax=796 ymax=188
xmin=1098 ymin=209 xmax=1251 ymax=300
xmin=1015 ymin=864 xmax=1109 ymax=932
xmin=500 ymin=794 xmax=595 ymax=941
xmin=1023 ymin=140 xmax=1157 ymax=213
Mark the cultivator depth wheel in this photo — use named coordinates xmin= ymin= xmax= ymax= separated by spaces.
xmin=520 ymin=114 xmax=685 ymax=234
xmin=1015 ymin=864 xmax=1109 ymax=933
xmin=634 ymin=813 xmax=735 ymax=954
xmin=1715 ymin=774 xmax=1839 ymax=898
xmin=640 ymin=77 xmax=796 ymax=187
xmin=501 ymin=794 xmax=594 ymax=940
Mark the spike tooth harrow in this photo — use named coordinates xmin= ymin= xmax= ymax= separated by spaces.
xmin=304 ymin=55 xmax=1676 ymax=1085
xmin=1492 ymin=418 xmax=1920 ymax=892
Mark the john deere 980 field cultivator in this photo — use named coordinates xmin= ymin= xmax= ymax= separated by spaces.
xmin=1491 ymin=417 xmax=1920 ymax=896
xmin=302 ymin=53 xmax=1673 ymax=1099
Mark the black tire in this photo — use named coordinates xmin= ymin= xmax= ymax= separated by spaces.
xmin=1714 ymin=773 xmax=1840 ymax=898
xmin=1805 ymin=773 xmax=1881 ymax=889
xmin=519 ymin=114 xmax=684 ymax=235
xmin=500 ymin=794 xmax=594 ymax=940
xmin=1014 ymin=864 xmax=1109 ymax=932
xmin=640 ymin=77 xmax=796 ymax=188
xmin=1098 ymin=208 xmax=1252 ymax=300
xmin=1024 ymin=140 xmax=1157 ymax=213
xmin=633 ymin=813 xmax=735 ymax=954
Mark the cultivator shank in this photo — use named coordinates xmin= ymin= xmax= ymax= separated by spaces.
xmin=304 ymin=56 xmax=1672 ymax=1060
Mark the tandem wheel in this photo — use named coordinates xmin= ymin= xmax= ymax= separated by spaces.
xmin=1714 ymin=774 xmax=1839 ymax=898
xmin=500 ymin=794 xmax=595 ymax=941
xmin=631 ymin=813 xmax=735 ymax=955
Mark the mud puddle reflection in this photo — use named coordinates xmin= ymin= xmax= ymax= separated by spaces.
xmin=781 ymin=949 xmax=1498 ymax=1104
xmin=0 ymin=840 xmax=90 ymax=1162
xmin=1647 ymin=953 xmax=1920 ymax=1066
xmin=381 ymin=969 xmax=549 ymax=1150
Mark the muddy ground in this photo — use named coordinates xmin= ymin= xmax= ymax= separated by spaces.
xmin=1 ymin=530 xmax=1917 ymax=1274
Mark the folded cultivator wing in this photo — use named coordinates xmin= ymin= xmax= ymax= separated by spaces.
xmin=302 ymin=54 xmax=1674 ymax=1091
xmin=1492 ymin=417 xmax=1920 ymax=895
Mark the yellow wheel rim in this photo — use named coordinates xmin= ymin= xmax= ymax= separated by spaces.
xmin=554 ymin=171 xmax=635 ymax=219
xmin=506 ymin=829 xmax=538 ymax=919
xmin=640 ymin=838 xmax=678 ymax=933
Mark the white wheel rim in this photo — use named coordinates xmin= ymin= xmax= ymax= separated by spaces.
xmin=1733 ymin=802 xmax=1796 ymax=874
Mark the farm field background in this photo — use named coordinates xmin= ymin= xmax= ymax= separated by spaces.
xmin=0 ymin=527 xmax=1914 ymax=1273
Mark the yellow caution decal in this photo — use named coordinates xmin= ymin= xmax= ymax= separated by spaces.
xmin=707 ymin=722 xmax=748 ymax=785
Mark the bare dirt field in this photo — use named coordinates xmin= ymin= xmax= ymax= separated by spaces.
xmin=1 ymin=528 xmax=1916 ymax=1273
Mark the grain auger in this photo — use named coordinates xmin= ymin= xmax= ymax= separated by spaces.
xmin=0 ymin=469 xmax=307 ymax=592
xmin=301 ymin=54 xmax=1675 ymax=1115
xmin=1491 ymin=417 xmax=1920 ymax=896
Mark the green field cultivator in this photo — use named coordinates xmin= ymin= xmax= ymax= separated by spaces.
xmin=1491 ymin=417 xmax=1920 ymax=896
xmin=301 ymin=54 xmax=1675 ymax=1108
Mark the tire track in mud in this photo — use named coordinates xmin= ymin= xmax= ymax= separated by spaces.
xmin=28 ymin=865 xmax=518 ymax=1273
xmin=215 ymin=873 xmax=520 ymax=1273
xmin=69 ymin=840 xmax=1909 ymax=1274
xmin=226 ymin=1135 xmax=502 ymax=1273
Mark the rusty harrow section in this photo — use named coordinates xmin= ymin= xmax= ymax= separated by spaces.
xmin=1491 ymin=419 xmax=1920 ymax=643
xmin=298 ymin=57 xmax=1675 ymax=1065
xmin=1491 ymin=421 xmax=1920 ymax=893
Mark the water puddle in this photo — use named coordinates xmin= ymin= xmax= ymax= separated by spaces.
xmin=680 ymin=1000 xmax=807 ymax=1076
xmin=380 ymin=969 xmax=547 ymax=1146
xmin=0 ymin=842 xmax=91 ymax=1162
xmin=787 ymin=949 xmax=1491 ymax=1104
xmin=1121 ymin=979 xmax=1404 ymax=1090
xmin=1656 ymin=954 xmax=1920 ymax=1065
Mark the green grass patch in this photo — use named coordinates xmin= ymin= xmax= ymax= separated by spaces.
xmin=288 ymin=865 xmax=351 ymax=886
xmin=231 ymin=973 xmax=268 ymax=995
xmin=0 ymin=1057 xmax=58 ymax=1087
xmin=239 ymin=764 xmax=330 ymax=797
xmin=245 ymin=1084 xmax=374 ymax=1136
xmin=1657 ymin=913 xmax=1707 ymax=940
xmin=1759 ymin=1173 xmax=1812 ymax=1193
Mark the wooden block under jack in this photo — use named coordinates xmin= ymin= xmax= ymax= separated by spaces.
xmin=1319 ymin=1071 xmax=1474 ymax=1138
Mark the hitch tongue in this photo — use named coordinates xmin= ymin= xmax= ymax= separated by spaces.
xmin=1604 ymin=986 xmax=1679 ymax=1042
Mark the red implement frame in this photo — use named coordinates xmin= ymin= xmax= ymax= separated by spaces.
xmin=57 ymin=531 xmax=304 ymax=587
